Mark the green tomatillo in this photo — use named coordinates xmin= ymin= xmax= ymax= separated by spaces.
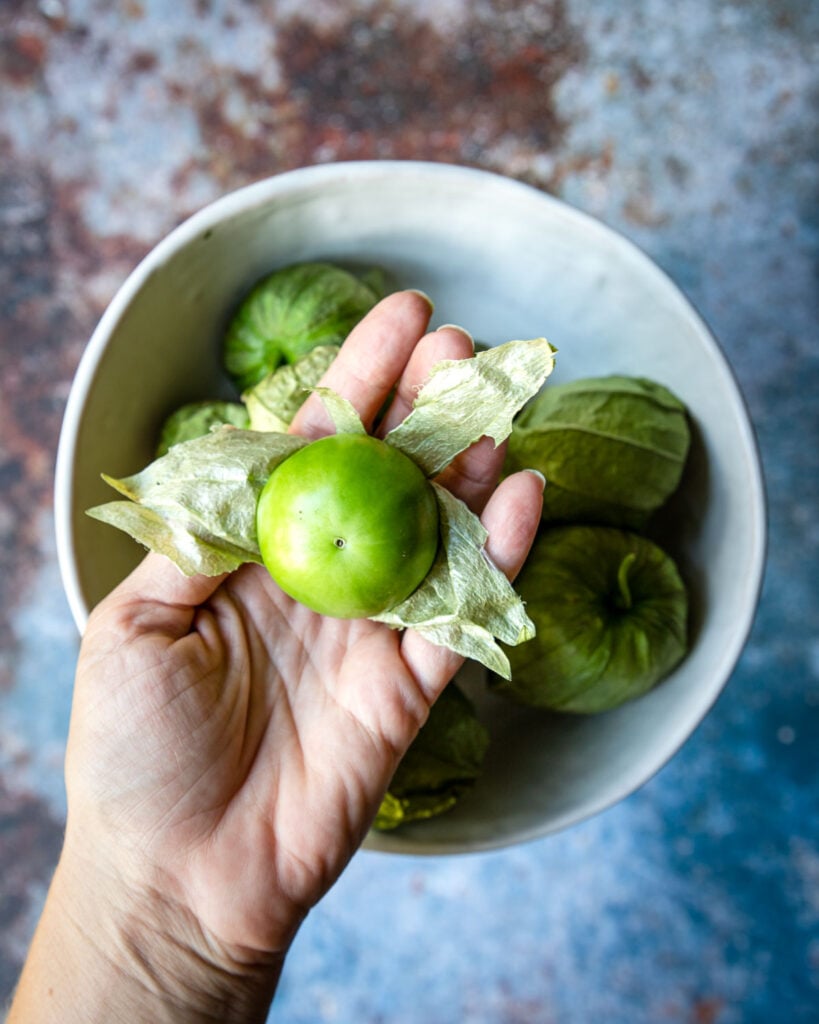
xmin=495 ymin=524 xmax=689 ymax=712
xmin=224 ymin=262 xmax=383 ymax=392
xmin=505 ymin=375 xmax=691 ymax=529
xmin=374 ymin=681 xmax=490 ymax=831
xmin=256 ymin=433 xmax=440 ymax=619
xmin=155 ymin=400 xmax=250 ymax=456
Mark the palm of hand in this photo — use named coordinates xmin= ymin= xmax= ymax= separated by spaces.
xmin=71 ymin=561 xmax=430 ymax=953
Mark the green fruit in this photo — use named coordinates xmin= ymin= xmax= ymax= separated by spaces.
xmin=155 ymin=400 xmax=250 ymax=456
xmin=495 ymin=524 xmax=689 ymax=712
xmin=374 ymin=682 xmax=490 ymax=831
xmin=505 ymin=375 xmax=691 ymax=529
xmin=224 ymin=262 xmax=382 ymax=392
xmin=256 ymin=433 xmax=439 ymax=618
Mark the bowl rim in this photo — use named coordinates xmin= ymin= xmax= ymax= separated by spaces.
xmin=54 ymin=159 xmax=768 ymax=855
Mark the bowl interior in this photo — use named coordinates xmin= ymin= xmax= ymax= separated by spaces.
xmin=56 ymin=162 xmax=766 ymax=854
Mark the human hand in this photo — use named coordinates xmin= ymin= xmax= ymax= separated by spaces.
xmin=9 ymin=291 xmax=543 ymax=1023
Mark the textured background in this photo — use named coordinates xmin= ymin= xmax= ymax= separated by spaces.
xmin=1 ymin=1 xmax=817 ymax=1021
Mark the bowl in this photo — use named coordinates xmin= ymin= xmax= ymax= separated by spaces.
xmin=55 ymin=161 xmax=766 ymax=854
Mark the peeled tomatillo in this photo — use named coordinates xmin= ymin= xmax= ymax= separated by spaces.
xmin=256 ymin=433 xmax=439 ymax=619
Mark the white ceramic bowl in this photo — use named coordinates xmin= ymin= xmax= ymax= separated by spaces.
xmin=55 ymin=161 xmax=766 ymax=854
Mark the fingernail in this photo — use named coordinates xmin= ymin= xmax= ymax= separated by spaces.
xmin=524 ymin=468 xmax=547 ymax=490
xmin=406 ymin=288 xmax=435 ymax=312
xmin=436 ymin=323 xmax=475 ymax=350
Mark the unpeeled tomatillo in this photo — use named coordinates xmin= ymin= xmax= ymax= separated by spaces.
xmin=256 ymin=433 xmax=439 ymax=618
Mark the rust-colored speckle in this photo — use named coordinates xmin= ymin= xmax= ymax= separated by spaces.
xmin=127 ymin=49 xmax=159 ymax=75
xmin=122 ymin=0 xmax=146 ymax=19
xmin=277 ymin=1 xmax=583 ymax=158
xmin=0 ymin=29 xmax=48 ymax=86
xmin=628 ymin=58 xmax=654 ymax=91
xmin=692 ymin=997 xmax=726 ymax=1024
xmin=179 ymin=0 xmax=585 ymax=193
xmin=623 ymin=193 xmax=670 ymax=228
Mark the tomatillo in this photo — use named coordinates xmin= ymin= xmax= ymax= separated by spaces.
xmin=495 ymin=525 xmax=689 ymax=712
xmin=256 ymin=433 xmax=440 ymax=618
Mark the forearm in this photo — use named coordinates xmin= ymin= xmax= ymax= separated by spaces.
xmin=7 ymin=849 xmax=284 ymax=1024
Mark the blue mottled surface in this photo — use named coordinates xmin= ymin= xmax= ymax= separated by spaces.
xmin=1 ymin=1 xmax=817 ymax=1020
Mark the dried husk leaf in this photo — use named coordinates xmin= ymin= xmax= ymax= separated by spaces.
xmin=385 ymin=338 xmax=556 ymax=476
xmin=87 ymin=427 xmax=307 ymax=575
xmin=371 ymin=483 xmax=535 ymax=678
xmin=312 ymin=386 xmax=367 ymax=435
xmin=86 ymin=502 xmax=259 ymax=576
xmin=243 ymin=345 xmax=340 ymax=432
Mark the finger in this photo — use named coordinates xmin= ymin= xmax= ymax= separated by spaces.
xmin=401 ymin=469 xmax=545 ymax=701
xmin=289 ymin=290 xmax=434 ymax=439
xmin=86 ymin=552 xmax=227 ymax=642
xmin=479 ymin=469 xmax=545 ymax=579
xmin=377 ymin=324 xmax=474 ymax=436
xmin=434 ymin=435 xmax=508 ymax=515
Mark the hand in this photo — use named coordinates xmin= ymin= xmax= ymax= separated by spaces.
xmin=9 ymin=291 xmax=544 ymax=1023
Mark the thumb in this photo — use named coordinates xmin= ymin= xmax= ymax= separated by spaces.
xmin=86 ymin=552 xmax=228 ymax=643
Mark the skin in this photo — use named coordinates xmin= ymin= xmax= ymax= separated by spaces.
xmin=7 ymin=291 xmax=544 ymax=1024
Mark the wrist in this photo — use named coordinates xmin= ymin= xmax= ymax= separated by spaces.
xmin=9 ymin=836 xmax=285 ymax=1024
